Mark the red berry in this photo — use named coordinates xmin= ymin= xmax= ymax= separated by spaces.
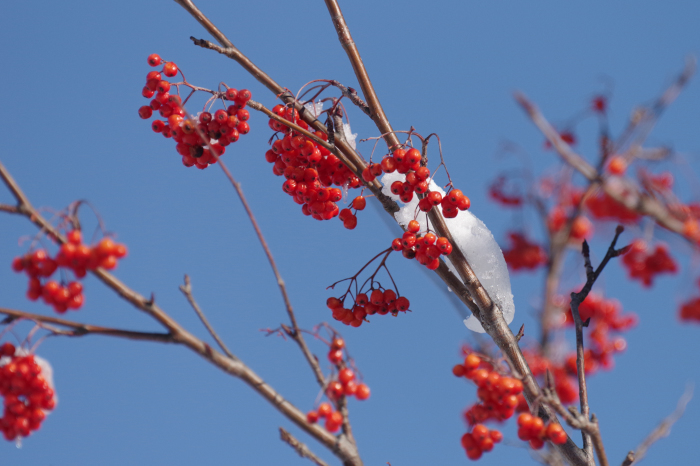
xmin=355 ymin=383 xmax=370 ymax=400
xmin=147 ymin=54 xmax=162 ymax=67
xmin=306 ymin=411 xmax=319 ymax=423
xmin=163 ymin=62 xmax=178 ymax=77
xmin=138 ymin=106 xmax=153 ymax=119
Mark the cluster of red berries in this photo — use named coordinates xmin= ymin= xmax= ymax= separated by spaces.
xmin=522 ymin=350 xmax=578 ymax=404
xmin=679 ymin=296 xmax=700 ymax=322
xmin=585 ymin=192 xmax=640 ymax=224
xmin=488 ymin=175 xmax=522 ymax=207
xmin=11 ymin=231 xmax=127 ymax=313
xmin=460 ymin=424 xmax=503 ymax=460
xmin=526 ymin=293 xmax=635 ymax=405
xmin=389 ymin=220 xmax=453 ymax=271
xmin=337 ymin=196 xmax=366 ymax=230
xmin=306 ymin=338 xmax=370 ymax=433
xmin=548 ymin=207 xmax=593 ymax=241
xmin=516 ymin=413 xmax=567 ymax=449
xmin=453 ymin=353 xmax=528 ymax=426
xmin=502 ymin=232 xmax=547 ymax=271
xmin=306 ymin=402 xmax=343 ymax=433
xmin=265 ymin=105 xmax=361 ymax=224
xmin=325 ymin=338 xmax=370 ymax=401
xmin=365 ymin=147 xmax=471 ymax=217
xmin=138 ymin=54 xmax=252 ymax=169
xmin=327 ymin=289 xmax=410 ymax=328
xmin=620 ymin=239 xmax=677 ymax=287
xmin=0 ymin=343 xmax=55 ymax=441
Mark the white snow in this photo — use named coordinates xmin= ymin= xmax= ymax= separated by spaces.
xmin=302 ymin=101 xmax=357 ymax=150
xmin=303 ymin=101 xmax=325 ymax=118
xmin=381 ymin=172 xmax=515 ymax=332
xmin=342 ymin=123 xmax=357 ymax=150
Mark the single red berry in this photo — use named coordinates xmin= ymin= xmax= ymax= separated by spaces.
xmin=306 ymin=411 xmax=319 ymax=424
xmin=355 ymin=383 xmax=370 ymax=400
xmin=407 ymin=220 xmax=420 ymax=233
xmin=352 ymin=196 xmax=366 ymax=210
xmin=317 ymin=402 xmax=332 ymax=417
xmin=225 ymin=88 xmax=239 ymax=100
xmin=163 ymin=62 xmax=178 ymax=78
xmin=395 ymin=296 xmax=410 ymax=312
xmin=331 ymin=338 xmax=345 ymax=350
xmin=138 ymin=106 xmax=153 ymax=119
xmin=0 ymin=342 xmax=15 ymax=356
xmin=427 ymin=191 xmax=443 ymax=206
xmin=147 ymin=54 xmax=162 ymax=67
xmin=339 ymin=368 xmax=355 ymax=384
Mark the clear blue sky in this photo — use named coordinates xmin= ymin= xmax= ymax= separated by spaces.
xmin=1 ymin=1 xmax=699 ymax=464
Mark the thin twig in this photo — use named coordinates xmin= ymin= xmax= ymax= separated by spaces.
xmin=569 ymin=226 xmax=628 ymax=466
xmin=179 ymin=275 xmax=237 ymax=361
xmin=0 ymin=307 xmax=174 ymax=343
xmin=621 ymin=384 xmax=694 ymax=465
xmin=0 ymin=203 xmax=20 ymax=214
xmin=279 ymin=427 xmax=330 ymax=466
xmin=323 ymin=0 xmax=395 ymax=146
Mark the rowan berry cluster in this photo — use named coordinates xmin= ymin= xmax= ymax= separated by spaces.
xmin=453 ymin=352 xmax=530 ymax=458
xmin=265 ymin=105 xmax=361 ymax=224
xmin=453 ymin=352 xmax=528 ymax=425
xmin=585 ymin=192 xmax=640 ymax=224
xmin=138 ymin=53 xmax=252 ymax=169
xmin=327 ymin=288 xmax=410 ymax=328
xmin=548 ymin=207 xmax=593 ymax=241
xmin=620 ymin=239 xmax=677 ymax=287
xmin=460 ymin=424 xmax=502 ymax=460
xmin=11 ymin=230 xmax=127 ymax=313
xmin=0 ymin=343 xmax=55 ymax=441
xmin=306 ymin=337 xmax=370 ymax=433
xmin=516 ymin=413 xmax=567 ymax=448
xmin=488 ymin=176 xmax=522 ymax=207
xmin=679 ymin=295 xmax=700 ymax=322
xmin=366 ymin=147 xmax=471 ymax=217
xmin=502 ymin=232 xmax=547 ymax=271
xmin=521 ymin=350 xmax=578 ymax=404
xmin=545 ymin=292 xmax=635 ymax=388
xmin=325 ymin=338 xmax=370 ymax=401
xmin=389 ymin=220 xmax=453 ymax=271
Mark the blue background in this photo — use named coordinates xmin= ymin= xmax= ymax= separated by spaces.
xmin=1 ymin=0 xmax=699 ymax=464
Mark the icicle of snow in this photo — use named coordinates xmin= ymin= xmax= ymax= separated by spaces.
xmin=381 ymin=172 xmax=515 ymax=332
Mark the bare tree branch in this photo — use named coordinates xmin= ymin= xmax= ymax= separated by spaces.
xmin=0 ymin=307 xmax=175 ymax=343
xmin=621 ymin=384 xmax=694 ymax=465
xmin=567 ymin=226 xmax=628 ymax=466
xmin=179 ymin=275 xmax=237 ymax=361
xmin=280 ymin=427 xmax=330 ymax=466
